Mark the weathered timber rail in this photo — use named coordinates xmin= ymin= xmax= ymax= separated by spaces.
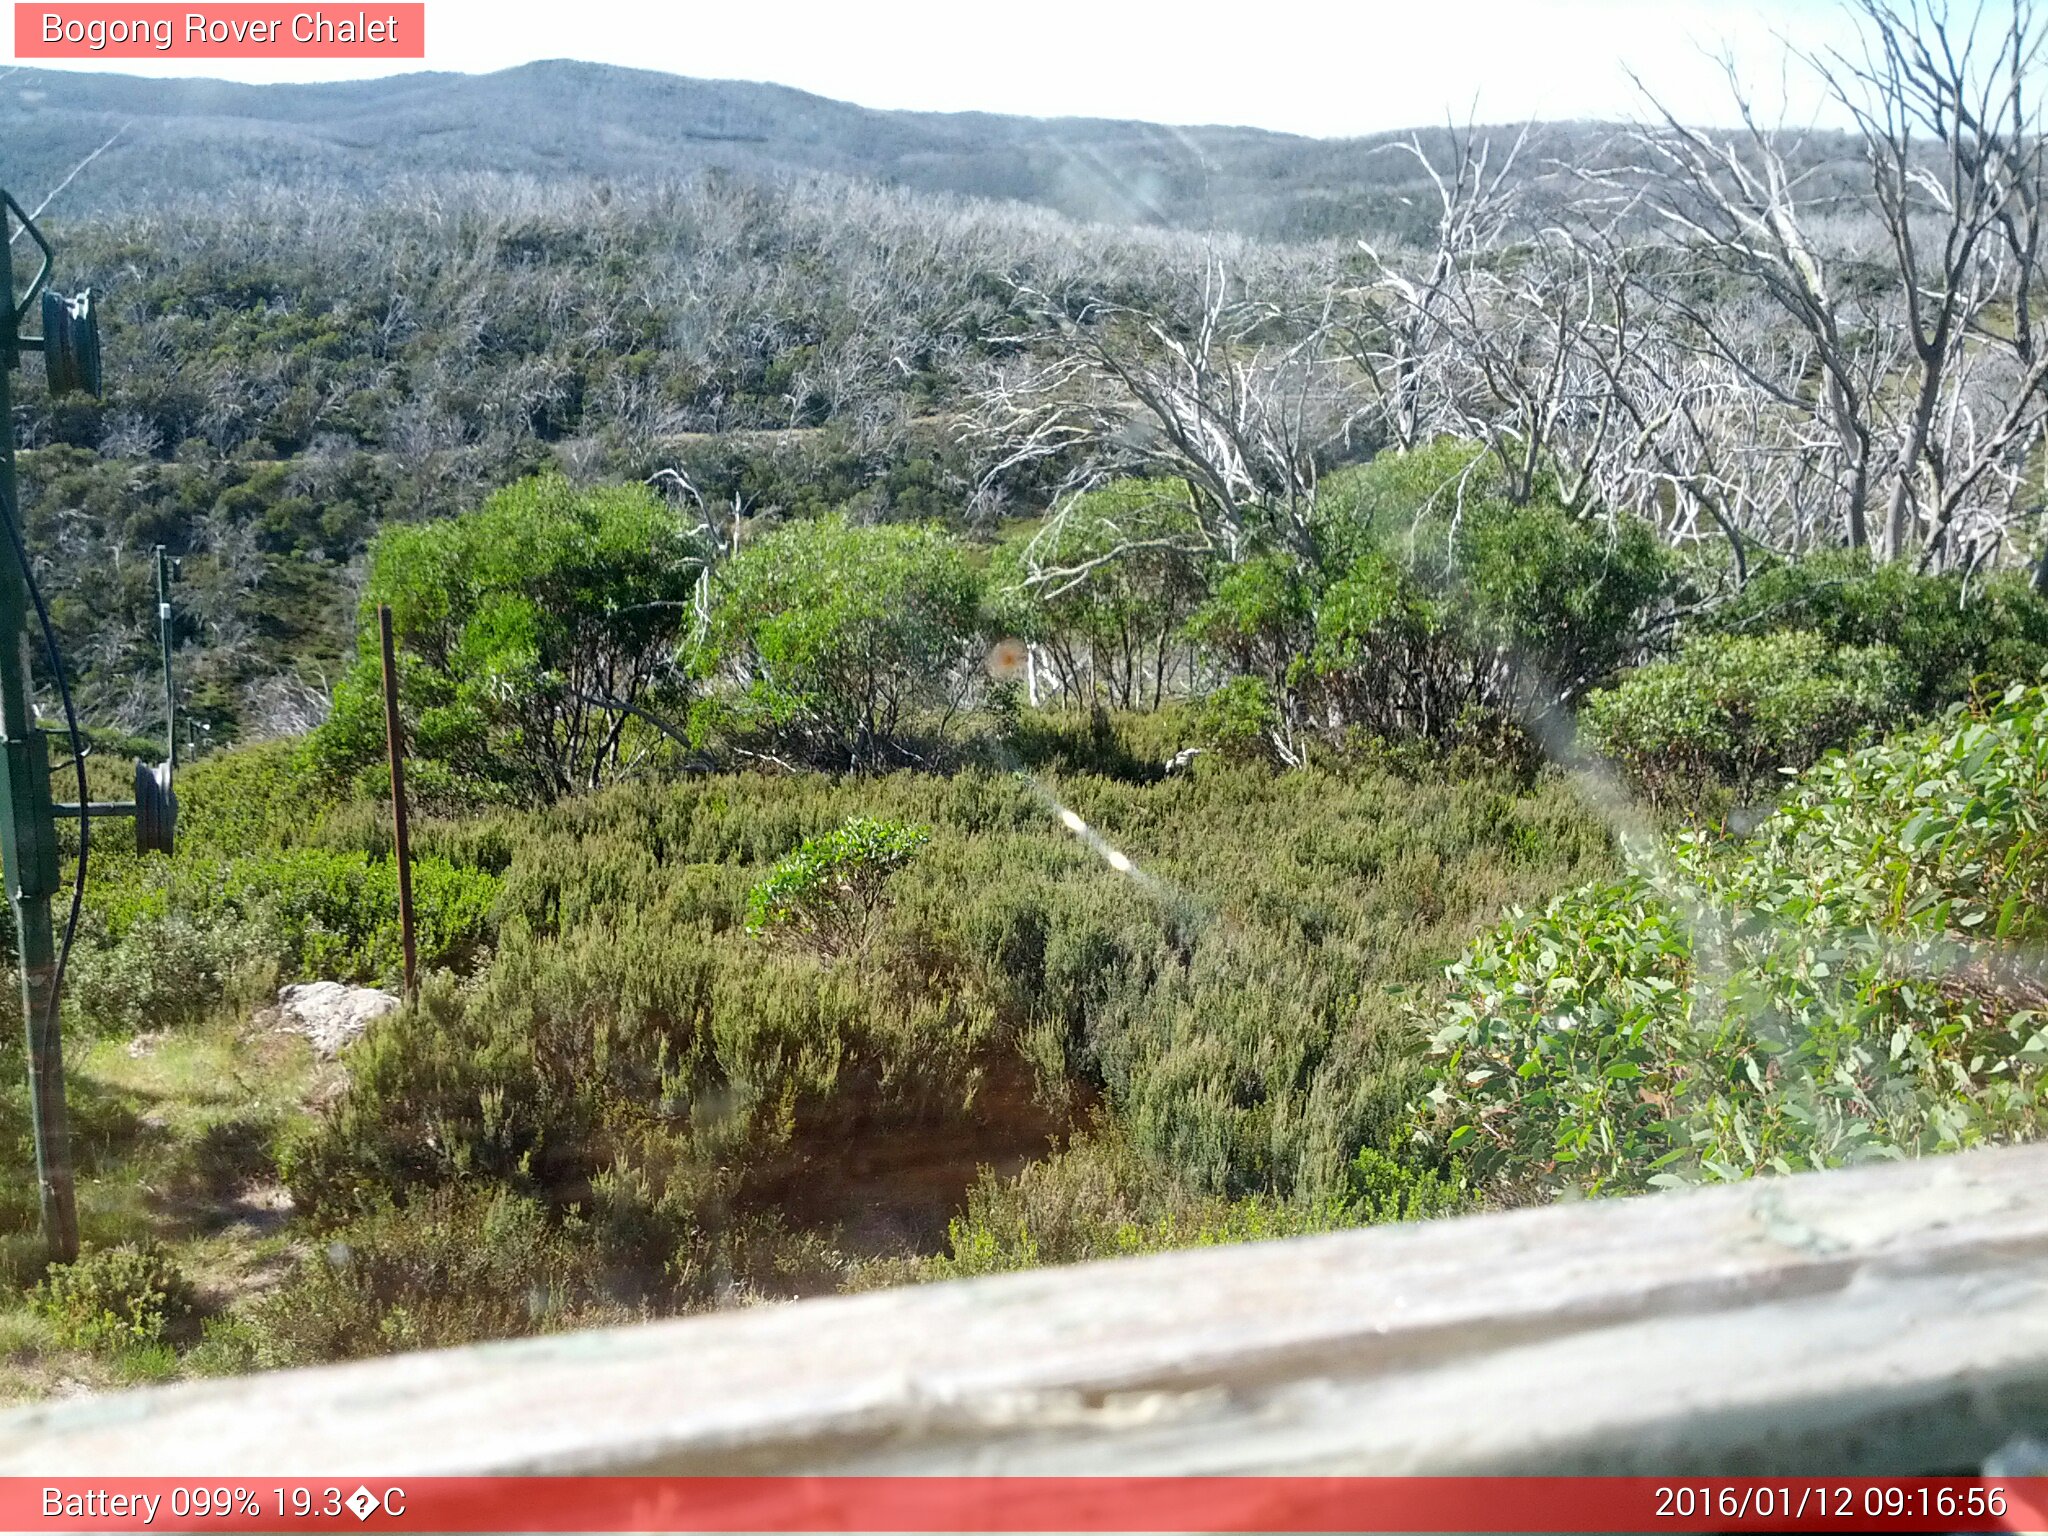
xmin=8 ymin=1143 xmax=2048 ymax=1475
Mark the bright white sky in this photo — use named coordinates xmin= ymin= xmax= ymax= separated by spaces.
xmin=12 ymin=0 xmax=1871 ymax=135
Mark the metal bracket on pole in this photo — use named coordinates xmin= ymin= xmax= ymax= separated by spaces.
xmin=51 ymin=553 xmax=176 ymax=853
xmin=1 ymin=189 xmax=75 ymax=1263
xmin=1 ymin=191 xmax=52 ymax=376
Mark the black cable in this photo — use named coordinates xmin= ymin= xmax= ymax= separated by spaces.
xmin=0 ymin=478 xmax=88 ymax=1031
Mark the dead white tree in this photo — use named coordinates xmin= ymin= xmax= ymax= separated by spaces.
xmin=969 ymin=254 xmax=1361 ymax=572
xmin=1827 ymin=0 xmax=2048 ymax=569
xmin=1335 ymin=126 xmax=1530 ymax=457
xmin=1560 ymin=223 xmax=1855 ymax=581
xmin=1617 ymin=1 xmax=2048 ymax=570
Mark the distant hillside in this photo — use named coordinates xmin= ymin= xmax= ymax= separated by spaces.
xmin=0 ymin=60 xmax=1615 ymax=238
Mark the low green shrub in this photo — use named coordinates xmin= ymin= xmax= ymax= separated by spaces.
xmin=1422 ymin=682 xmax=2048 ymax=1199
xmin=907 ymin=1134 xmax=1472 ymax=1282
xmin=66 ymin=907 xmax=269 ymax=1038
xmin=994 ymin=704 xmax=1195 ymax=782
xmin=32 ymin=1242 xmax=194 ymax=1354
xmin=745 ymin=816 xmax=930 ymax=958
xmin=1581 ymin=631 xmax=1912 ymax=805
xmin=1192 ymin=678 xmax=1283 ymax=765
xmin=277 ymin=757 xmax=1612 ymax=1315
xmin=72 ymin=844 xmax=500 ymax=1023
xmin=55 ymin=739 xmax=503 ymax=1038
xmin=913 ymin=1134 xmax=1354 ymax=1280
xmin=279 ymin=911 xmax=1004 ymax=1273
xmin=1343 ymin=1145 xmax=1472 ymax=1223
xmin=246 ymin=1186 xmax=630 ymax=1365
xmin=183 ymin=1314 xmax=264 ymax=1378
xmin=226 ymin=847 xmax=500 ymax=983
xmin=1704 ymin=550 xmax=2048 ymax=714
xmin=171 ymin=740 xmax=322 ymax=856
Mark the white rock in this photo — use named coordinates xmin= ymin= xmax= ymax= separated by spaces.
xmin=276 ymin=981 xmax=400 ymax=1058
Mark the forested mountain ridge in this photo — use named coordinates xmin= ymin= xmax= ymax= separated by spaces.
xmin=7 ymin=59 xmax=1608 ymax=238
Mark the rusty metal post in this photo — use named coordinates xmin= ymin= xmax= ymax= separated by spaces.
xmin=377 ymin=605 xmax=417 ymax=1001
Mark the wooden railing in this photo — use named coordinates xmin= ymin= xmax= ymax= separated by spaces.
xmin=8 ymin=1143 xmax=2048 ymax=1475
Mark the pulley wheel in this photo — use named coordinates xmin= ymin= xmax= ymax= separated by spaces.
xmin=41 ymin=289 xmax=101 ymax=398
xmin=134 ymin=758 xmax=175 ymax=856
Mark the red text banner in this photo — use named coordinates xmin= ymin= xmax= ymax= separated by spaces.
xmin=3 ymin=1477 xmax=2047 ymax=1533
xmin=13 ymin=5 xmax=425 ymax=58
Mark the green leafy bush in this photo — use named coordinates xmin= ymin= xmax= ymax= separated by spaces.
xmin=689 ymin=514 xmax=984 ymax=771
xmin=1422 ymin=683 xmax=2048 ymax=1199
xmin=1185 ymin=556 xmax=1314 ymax=707
xmin=1313 ymin=444 xmax=1673 ymax=703
xmin=311 ymin=475 xmax=704 ymax=807
xmin=1192 ymin=677 xmax=1284 ymax=765
xmin=1342 ymin=1145 xmax=1472 ymax=1223
xmin=745 ymin=817 xmax=930 ymax=958
xmin=1581 ymin=631 xmax=1912 ymax=804
xmin=1311 ymin=440 xmax=1509 ymax=572
xmin=1453 ymin=496 xmax=1673 ymax=705
xmin=1187 ymin=442 xmax=1673 ymax=757
xmin=33 ymin=1242 xmax=195 ymax=1354
xmin=987 ymin=479 xmax=1206 ymax=711
xmin=226 ymin=848 xmax=500 ymax=983
xmin=1722 ymin=683 xmax=2048 ymax=942
xmin=1419 ymin=874 xmax=1700 ymax=1198
xmin=1704 ymin=550 xmax=2048 ymax=715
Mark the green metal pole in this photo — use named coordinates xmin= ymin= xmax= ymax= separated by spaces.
xmin=156 ymin=546 xmax=174 ymax=769
xmin=0 ymin=208 xmax=77 ymax=1265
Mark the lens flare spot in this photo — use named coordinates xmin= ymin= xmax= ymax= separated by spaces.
xmin=987 ymin=638 xmax=1029 ymax=679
